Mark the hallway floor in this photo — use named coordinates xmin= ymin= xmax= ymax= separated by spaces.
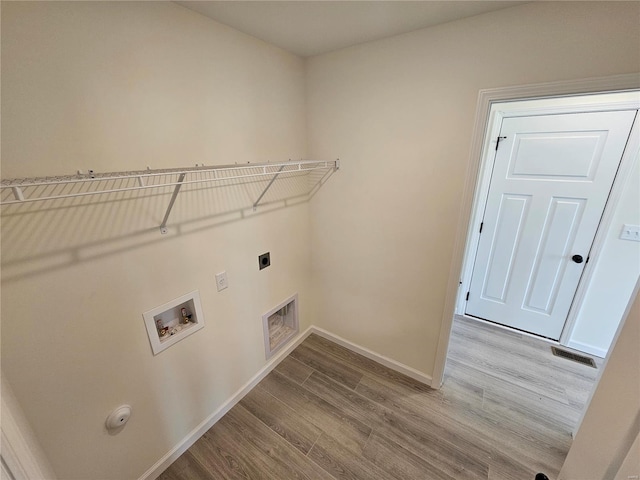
xmin=158 ymin=318 xmax=600 ymax=479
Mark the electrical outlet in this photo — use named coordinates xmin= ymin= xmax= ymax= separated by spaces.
xmin=620 ymin=224 xmax=640 ymax=242
xmin=215 ymin=271 xmax=228 ymax=292
xmin=259 ymin=252 xmax=271 ymax=270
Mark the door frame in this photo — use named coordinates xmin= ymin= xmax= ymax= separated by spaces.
xmin=1 ymin=373 xmax=57 ymax=479
xmin=431 ymin=73 xmax=640 ymax=388
xmin=456 ymin=92 xmax=639 ymax=342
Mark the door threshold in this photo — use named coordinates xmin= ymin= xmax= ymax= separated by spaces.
xmin=455 ymin=314 xmax=560 ymax=346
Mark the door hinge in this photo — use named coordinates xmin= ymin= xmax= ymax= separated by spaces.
xmin=495 ymin=136 xmax=507 ymax=151
xmin=586 ymin=256 xmax=590 ymax=264
xmin=465 ymin=291 xmax=470 ymax=301
xmin=479 ymin=222 xmax=483 ymax=234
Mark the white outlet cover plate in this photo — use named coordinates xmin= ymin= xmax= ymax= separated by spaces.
xmin=215 ymin=271 xmax=228 ymax=291
xmin=620 ymin=224 xmax=640 ymax=242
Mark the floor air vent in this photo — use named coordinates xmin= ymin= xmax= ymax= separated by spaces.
xmin=551 ymin=346 xmax=597 ymax=368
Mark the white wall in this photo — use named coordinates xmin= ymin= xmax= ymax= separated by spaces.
xmin=1 ymin=2 xmax=308 ymax=479
xmin=559 ymin=281 xmax=640 ymax=480
xmin=3 ymin=2 xmax=640 ymax=479
xmin=568 ymin=150 xmax=640 ymax=357
xmin=614 ymin=431 xmax=640 ymax=480
xmin=306 ymin=1 xmax=640 ymax=375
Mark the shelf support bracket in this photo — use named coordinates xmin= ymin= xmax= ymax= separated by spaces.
xmin=11 ymin=187 xmax=25 ymax=202
xmin=253 ymin=165 xmax=285 ymax=211
xmin=159 ymin=173 xmax=186 ymax=234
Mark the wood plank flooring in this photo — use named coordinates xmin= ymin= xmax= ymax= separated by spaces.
xmin=158 ymin=317 xmax=600 ymax=480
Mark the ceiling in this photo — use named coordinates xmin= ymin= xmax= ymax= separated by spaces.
xmin=177 ymin=1 xmax=526 ymax=58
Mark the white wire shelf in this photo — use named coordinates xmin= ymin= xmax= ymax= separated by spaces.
xmin=0 ymin=159 xmax=339 ymax=234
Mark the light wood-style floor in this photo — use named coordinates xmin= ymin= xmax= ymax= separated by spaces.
xmin=158 ymin=317 xmax=600 ymax=480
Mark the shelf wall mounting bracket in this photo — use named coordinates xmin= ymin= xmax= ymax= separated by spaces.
xmin=159 ymin=173 xmax=186 ymax=234
xmin=11 ymin=187 xmax=25 ymax=202
xmin=253 ymin=164 xmax=286 ymax=211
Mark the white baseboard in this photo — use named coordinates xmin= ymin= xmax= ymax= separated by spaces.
xmin=309 ymin=327 xmax=433 ymax=386
xmin=138 ymin=325 xmax=315 ymax=480
xmin=139 ymin=324 xmax=432 ymax=480
xmin=565 ymin=339 xmax=607 ymax=359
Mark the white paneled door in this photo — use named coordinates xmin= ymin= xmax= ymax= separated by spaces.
xmin=466 ymin=110 xmax=636 ymax=339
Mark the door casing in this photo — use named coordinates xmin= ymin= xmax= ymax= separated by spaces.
xmin=431 ymin=73 xmax=640 ymax=389
xmin=456 ymin=92 xmax=639 ymax=346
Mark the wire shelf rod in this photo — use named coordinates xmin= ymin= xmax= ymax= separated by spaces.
xmin=0 ymin=160 xmax=337 ymax=206
xmin=0 ymin=160 xmax=333 ymax=189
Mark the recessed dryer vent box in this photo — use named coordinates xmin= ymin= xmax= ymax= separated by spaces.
xmin=143 ymin=290 xmax=205 ymax=355
xmin=262 ymin=293 xmax=299 ymax=359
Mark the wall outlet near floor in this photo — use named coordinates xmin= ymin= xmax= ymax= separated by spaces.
xmin=215 ymin=271 xmax=228 ymax=291
xmin=620 ymin=224 xmax=640 ymax=241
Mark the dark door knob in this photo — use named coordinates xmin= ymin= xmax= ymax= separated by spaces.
xmin=572 ymin=254 xmax=584 ymax=264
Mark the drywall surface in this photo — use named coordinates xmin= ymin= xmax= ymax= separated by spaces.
xmin=306 ymin=1 xmax=640 ymax=374
xmin=569 ymin=150 xmax=640 ymax=358
xmin=1 ymin=2 xmax=308 ymax=479
xmin=559 ymin=283 xmax=640 ymax=480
